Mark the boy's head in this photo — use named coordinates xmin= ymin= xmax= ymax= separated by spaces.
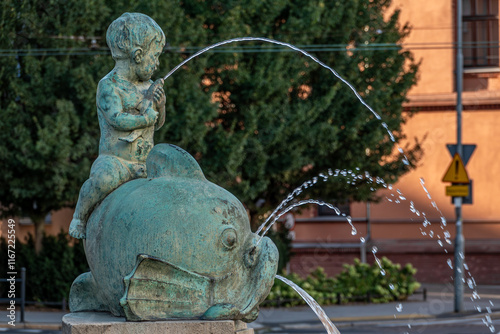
xmin=107 ymin=13 xmax=165 ymax=61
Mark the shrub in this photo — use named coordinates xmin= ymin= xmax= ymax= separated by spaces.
xmin=266 ymin=257 xmax=420 ymax=306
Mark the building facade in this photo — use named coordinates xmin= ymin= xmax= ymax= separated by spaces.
xmin=290 ymin=0 xmax=500 ymax=284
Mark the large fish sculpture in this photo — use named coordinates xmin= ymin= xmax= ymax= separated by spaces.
xmin=69 ymin=144 xmax=279 ymax=322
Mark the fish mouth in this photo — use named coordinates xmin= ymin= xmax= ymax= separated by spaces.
xmin=239 ymin=235 xmax=279 ymax=317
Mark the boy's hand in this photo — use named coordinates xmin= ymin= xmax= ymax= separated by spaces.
xmin=146 ymin=79 xmax=165 ymax=110
xmin=153 ymin=79 xmax=166 ymax=111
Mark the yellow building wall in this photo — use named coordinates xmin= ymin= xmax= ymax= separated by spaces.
xmin=391 ymin=0 xmax=455 ymax=95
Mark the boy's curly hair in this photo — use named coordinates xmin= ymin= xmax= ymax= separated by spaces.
xmin=106 ymin=13 xmax=165 ymax=60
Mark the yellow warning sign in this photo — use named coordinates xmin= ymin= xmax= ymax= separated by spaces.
xmin=446 ymin=185 xmax=469 ymax=197
xmin=442 ymin=153 xmax=470 ymax=183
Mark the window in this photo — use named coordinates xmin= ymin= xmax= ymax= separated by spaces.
xmin=463 ymin=0 xmax=499 ymax=67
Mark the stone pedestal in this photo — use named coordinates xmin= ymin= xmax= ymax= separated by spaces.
xmin=62 ymin=312 xmax=254 ymax=334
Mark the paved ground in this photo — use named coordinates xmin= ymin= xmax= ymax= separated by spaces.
xmin=0 ymin=283 xmax=499 ymax=333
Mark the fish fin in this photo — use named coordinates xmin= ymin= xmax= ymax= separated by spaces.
xmin=146 ymin=143 xmax=206 ymax=180
xmin=121 ymin=254 xmax=212 ymax=321
xmin=201 ymin=303 xmax=240 ymax=320
xmin=241 ymin=306 xmax=260 ymax=323
xmin=69 ymin=271 xmax=108 ymax=313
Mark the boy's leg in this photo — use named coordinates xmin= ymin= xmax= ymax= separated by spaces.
xmin=69 ymin=156 xmax=132 ymax=239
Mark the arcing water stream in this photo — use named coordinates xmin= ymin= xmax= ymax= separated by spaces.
xmin=161 ymin=37 xmax=496 ymax=333
xmin=276 ymin=275 xmax=342 ymax=334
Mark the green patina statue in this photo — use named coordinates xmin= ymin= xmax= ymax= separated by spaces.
xmin=69 ymin=13 xmax=279 ymax=323
xmin=69 ymin=12 xmax=166 ymax=239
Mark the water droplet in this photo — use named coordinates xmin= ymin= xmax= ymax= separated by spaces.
xmin=467 ymin=279 xmax=474 ymax=289
xmin=360 ymin=237 xmax=366 ymax=243
xmin=351 ymin=228 xmax=357 ymax=235
xmin=372 ymin=246 xmax=378 ymax=254
xmin=408 ymin=324 xmax=411 ymax=329
xmin=389 ymin=283 xmax=395 ymax=290
xmin=459 ymin=252 xmax=465 ymax=260
xmin=396 ymin=304 xmax=403 ymax=312
xmin=399 ymin=195 xmax=406 ymax=201
xmin=472 ymin=291 xmax=480 ymax=300
xmin=487 ymin=306 xmax=492 ymax=313
xmin=464 ymin=263 xmax=469 ymax=271
xmin=447 ymin=259 xmax=453 ymax=269
xmin=429 ymin=230 xmax=434 ymax=238
xmin=437 ymin=240 xmax=443 ymax=247
xmin=490 ymin=300 xmax=494 ymax=306
xmin=477 ymin=306 xmax=482 ymax=312
xmin=441 ymin=217 xmax=447 ymax=226
xmin=380 ymin=269 xmax=386 ymax=276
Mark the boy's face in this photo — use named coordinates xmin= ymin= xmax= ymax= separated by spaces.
xmin=135 ymin=40 xmax=163 ymax=82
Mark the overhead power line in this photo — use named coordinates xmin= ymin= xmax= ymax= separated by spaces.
xmin=0 ymin=41 xmax=498 ymax=57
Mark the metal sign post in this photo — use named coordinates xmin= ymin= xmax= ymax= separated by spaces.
xmin=454 ymin=0 xmax=464 ymax=313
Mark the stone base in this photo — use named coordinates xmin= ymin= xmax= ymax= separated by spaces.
xmin=62 ymin=312 xmax=254 ymax=334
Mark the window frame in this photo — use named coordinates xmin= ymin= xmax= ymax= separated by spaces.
xmin=462 ymin=0 xmax=499 ymax=68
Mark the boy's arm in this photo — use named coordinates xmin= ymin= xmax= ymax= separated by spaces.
xmin=97 ymin=81 xmax=157 ymax=131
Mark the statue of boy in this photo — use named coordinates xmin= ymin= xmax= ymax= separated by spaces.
xmin=69 ymin=13 xmax=166 ymax=239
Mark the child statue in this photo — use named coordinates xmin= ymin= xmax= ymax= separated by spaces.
xmin=69 ymin=13 xmax=166 ymax=239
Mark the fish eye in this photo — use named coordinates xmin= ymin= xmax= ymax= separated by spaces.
xmin=220 ymin=227 xmax=237 ymax=250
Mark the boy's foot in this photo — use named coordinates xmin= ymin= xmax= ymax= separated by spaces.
xmin=69 ymin=218 xmax=87 ymax=239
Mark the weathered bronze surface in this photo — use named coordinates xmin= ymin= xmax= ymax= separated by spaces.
xmin=69 ymin=12 xmax=166 ymax=239
xmin=69 ymin=13 xmax=279 ymax=323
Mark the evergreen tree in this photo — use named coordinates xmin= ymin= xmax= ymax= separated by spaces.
xmin=0 ymin=0 xmax=420 ymax=252
xmin=159 ymin=0 xmax=421 ymax=225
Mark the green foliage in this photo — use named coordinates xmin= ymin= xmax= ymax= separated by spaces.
xmin=173 ymin=0 xmax=422 ymax=221
xmin=0 ymin=232 xmax=88 ymax=302
xmin=266 ymin=258 xmax=420 ymax=306
xmin=0 ymin=0 xmax=421 ymax=250
xmin=335 ymin=257 xmax=420 ymax=303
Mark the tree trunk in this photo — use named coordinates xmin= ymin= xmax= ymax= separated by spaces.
xmin=32 ymin=216 xmax=45 ymax=254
